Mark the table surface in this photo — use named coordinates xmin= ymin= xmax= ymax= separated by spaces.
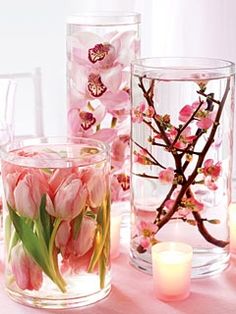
xmin=0 ymin=241 xmax=236 ymax=314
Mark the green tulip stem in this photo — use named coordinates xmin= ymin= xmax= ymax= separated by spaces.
xmin=48 ymin=217 xmax=66 ymax=292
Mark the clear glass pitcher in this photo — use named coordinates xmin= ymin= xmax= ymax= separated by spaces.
xmin=0 ymin=68 xmax=44 ymax=240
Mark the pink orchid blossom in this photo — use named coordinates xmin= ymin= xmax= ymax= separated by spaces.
xmin=11 ymin=244 xmax=43 ymax=291
xmin=159 ymin=168 xmax=175 ymax=185
xmin=111 ymin=173 xmax=130 ymax=202
xmin=68 ymin=30 xmax=135 ymax=110
xmin=111 ymin=134 xmax=130 ymax=168
xmin=47 ymin=173 xmax=87 ymax=220
xmin=68 ymin=105 xmax=118 ymax=143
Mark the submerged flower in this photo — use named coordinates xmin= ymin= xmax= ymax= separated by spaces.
xmin=11 ymin=244 xmax=43 ymax=291
xmin=47 ymin=173 xmax=87 ymax=220
xmin=136 ymin=220 xmax=158 ymax=252
xmin=159 ymin=168 xmax=175 ymax=185
xmin=178 ymin=101 xmax=215 ymax=130
xmin=202 ymin=159 xmax=221 ymax=180
xmin=5 ymin=170 xmax=48 ymax=219
xmin=111 ymin=134 xmax=130 ymax=168
xmin=133 ymin=149 xmax=153 ymax=165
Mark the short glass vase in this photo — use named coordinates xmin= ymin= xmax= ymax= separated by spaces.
xmin=130 ymin=57 xmax=235 ymax=278
xmin=1 ymin=137 xmax=111 ymax=309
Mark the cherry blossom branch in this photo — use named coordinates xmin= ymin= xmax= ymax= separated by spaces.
xmin=152 ymin=141 xmax=201 ymax=155
xmin=170 ymin=99 xmax=204 ymax=148
xmin=138 ymin=77 xmax=171 ymax=146
xmin=197 ymin=90 xmax=221 ymax=105
xmin=132 ymin=172 xmax=159 ymax=179
xmin=156 ymin=78 xmax=231 ymax=248
xmin=132 ymin=139 xmax=166 ymax=169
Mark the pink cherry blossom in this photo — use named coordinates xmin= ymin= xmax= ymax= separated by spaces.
xmin=179 ymin=105 xmax=194 ymax=122
xmin=202 ymin=159 xmax=221 ymax=180
xmin=197 ymin=117 xmax=214 ymax=129
xmin=204 ymin=176 xmax=218 ymax=191
xmin=133 ymin=149 xmax=153 ymax=165
xmin=11 ymin=244 xmax=43 ymax=291
xmin=159 ymin=168 xmax=175 ymax=184
xmin=137 ymin=220 xmax=158 ymax=235
xmin=132 ymin=102 xmax=146 ymax=123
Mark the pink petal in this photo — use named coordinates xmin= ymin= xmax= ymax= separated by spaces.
xmin=100 ymin=65 xmax=122 ymax=93
xmin=90 ymin=128 xmax=118 ymax=143
xmin=101 ymin=90 xmax=130 ymax=110
xmin=179 ymin=105 xmax=193 ymax=122
xmin=93 ymin=104 xmax=106 ymax=124
xmin=197 ymin=117 xmax=213 ymax=129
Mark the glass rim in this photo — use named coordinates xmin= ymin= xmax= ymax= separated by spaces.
xmin=1 ymin=136 xmax=110 ymax=164
xmin=151 ymin=241 xmax=193 ymax=255
xmin=67 ymin=11 xmax=141 ymax=26
xmin=131 ymin=57 xmax=235 ymax=73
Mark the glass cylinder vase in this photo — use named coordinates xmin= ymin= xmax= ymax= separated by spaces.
xmin=1 ymin=137 xmax=110 ymax=309
xmin=130 ymin=57 xmax=235 ymax=277
xmin=67 ymin=12 xmax=140 ymax=220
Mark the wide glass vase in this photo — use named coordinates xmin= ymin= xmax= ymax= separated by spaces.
xmin=67 ymin=12 xmax=140 ymax=220
xmin=130 ymin=57 xmax=235 ymax=277
xmin=1 ymin=137 xmax=111 ymax=309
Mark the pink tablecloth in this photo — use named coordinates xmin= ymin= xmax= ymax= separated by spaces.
xmin=0 ymin=243 xmax=236 ymax=314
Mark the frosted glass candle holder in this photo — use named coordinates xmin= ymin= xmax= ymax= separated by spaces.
xmin=151 ymin=241 xmax=193 ymax=302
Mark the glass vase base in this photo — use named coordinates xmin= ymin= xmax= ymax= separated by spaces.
xmin=6 ymin=278 xmax=111 ymax=309
xmin=130 ymin=247 xmax=230 ymax=278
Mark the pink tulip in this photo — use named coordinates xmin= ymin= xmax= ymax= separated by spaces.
xmin=11 ymin=244 xmax=43 ymax=291
xmin=159 ymin=168 xmax=175 ymax=185
xmin=57 ymin=217 xmax=97 ymax=272
xmin=81 ymin=168 xmax=106 ymax=208
xmin=55 ymin=221 xmax=71 ymax=255
xmin=13 ymin=171 xmax=47 ymax=219
xmin=49 ymin=168 xmax=76 ymax=196
xmin=48 ymin=173 xmax=87 ymax=220
xmin=72 ymin=217 xmax=96 ymax=257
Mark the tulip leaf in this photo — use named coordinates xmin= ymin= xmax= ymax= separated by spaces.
xmin=99 ymin=251 xmax=106 ymax=289
xmin=38 ymin=194 xmax=52 ymax=246
xmin=7 ymin=203 xmax=52 ymax=280
xmin=73 ymin=211 xmax=84 ymax=240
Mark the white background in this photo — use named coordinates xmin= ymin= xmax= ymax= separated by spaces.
xmin=0 ymin=0 xmax=235 ymax=172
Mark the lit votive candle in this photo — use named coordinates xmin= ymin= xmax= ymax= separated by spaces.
xmin=229 ymin=203 xmax=236 ymax=253
xmin=110 ymin=210 xmax=122 ymax=259
xmin=152 ymin=242 xmax=193 ymax=301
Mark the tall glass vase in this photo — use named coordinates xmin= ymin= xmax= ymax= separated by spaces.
xmin=130 ymin=57 xmax=235 ymax=277
xmin=67 ymin=12 xmax=140 ymax=221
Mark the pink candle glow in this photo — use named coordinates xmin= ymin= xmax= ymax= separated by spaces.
xmin=110 ymin=209 xmax=122 ymax=259
xmin=151 ymin=242 xmax=193 ymax=301
xmin=229 ymin=203 xmax=236 ymax=253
